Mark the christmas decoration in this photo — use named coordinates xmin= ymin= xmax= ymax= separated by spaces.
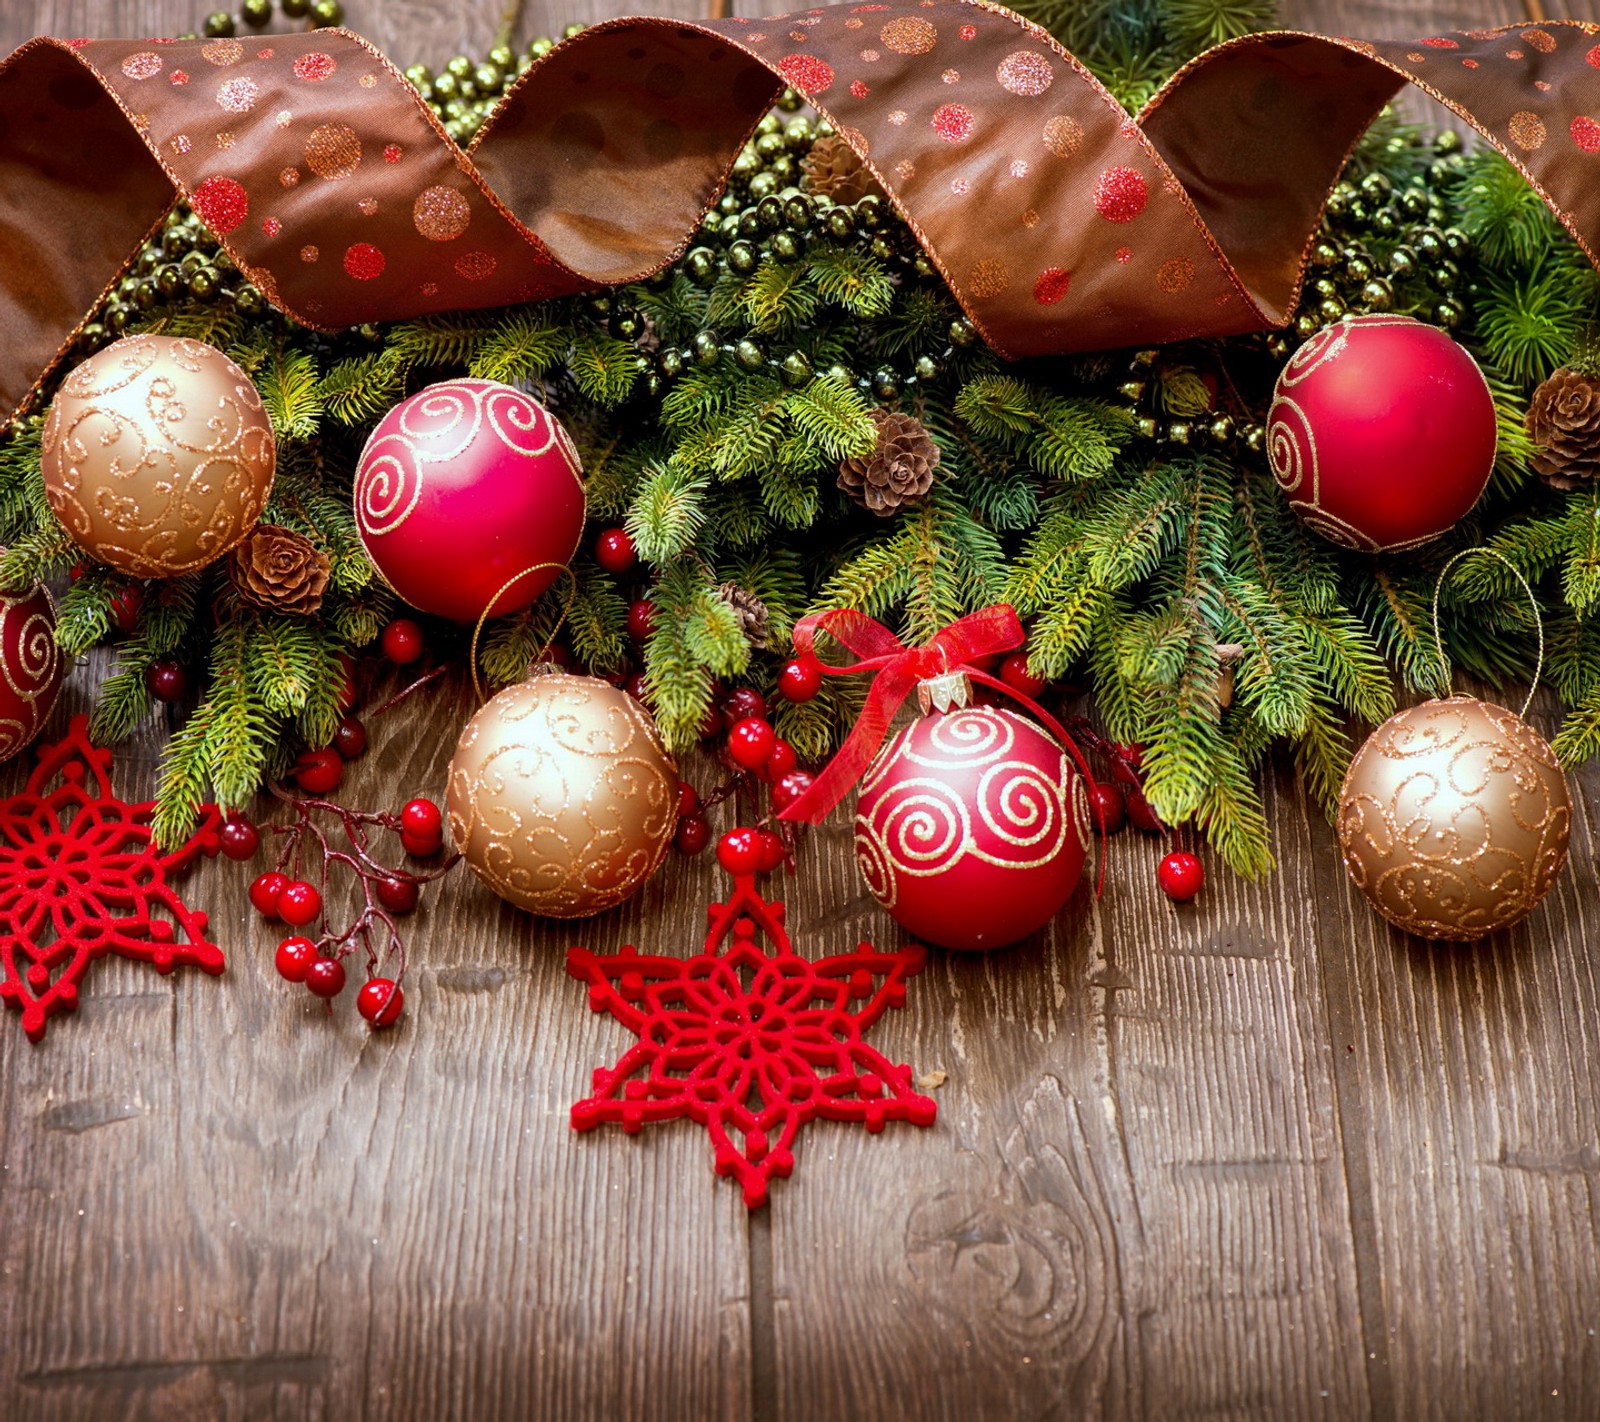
xmin=1157 ymin=850 xmax=1205 ymax=902
xmin=1266 ymin=316 xmax=1496 ymax=551
xmin=41 ymin=335 xmax=275 ymax=577
xmin=0 ymin=580 xmax=63 ymax=765
xmin=800 ymin=133 xmax=880 ymax=205
xmin=837 ymin=409 xmax=941 ymax=517
xmin=569 ymin=871 xmax=936 ymax=1207
xmin=1526 ymin=367 xmax=1600 ymax=489
xmin=1337 ymin=696 xmax=1570 ymax=941
xmin=0 ymin=716 xmax=224 ymax=1043
xmin=447 ymin=670 xmax=678 ymax=918
xmin=354 ymin=379 xmax=584 ymax=622
xmin=227 ymin=524 xmax=331 ymax=615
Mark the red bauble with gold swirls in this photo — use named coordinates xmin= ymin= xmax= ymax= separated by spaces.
xmin=354 ymin=379 xmax=585 ymax=622
xmin=0 ymin=581 xmax=62 ymax=765
xmin=853 ymin=704 xmax=1090 ymax=951
xmin=1267 ymin=315 xmax=1496 ymax=552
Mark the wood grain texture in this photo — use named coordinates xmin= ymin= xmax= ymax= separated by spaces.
xmin=1 ymin=1 xmax=1599 ymax=1420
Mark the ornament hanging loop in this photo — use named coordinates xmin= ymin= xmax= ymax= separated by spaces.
xmin=1430 ymin=547 xmax=1544 ymax=720
xmin=467 ymin=562 xmax=578 ymax=705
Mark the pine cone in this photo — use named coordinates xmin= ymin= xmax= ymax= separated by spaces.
xmin=1527 ymin=366 xmax=1600 ymax=489
xmin=227 ymin=524 xmax=331 ymax=616
xmin=718 ymin=582 xmax=771 ymax=649
xmin=838 ymin=409 xmax=941 ymax=517
xmin=801 ymin=134 xmax=881 ymax=205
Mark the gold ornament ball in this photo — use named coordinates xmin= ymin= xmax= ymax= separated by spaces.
xmin=41 ymin=334 xmax=276 ymax=578
xmin=447 ymin=672 xmax=679 ymax=919
xmin=1336 ymin=696 xmax=1571 ymax=941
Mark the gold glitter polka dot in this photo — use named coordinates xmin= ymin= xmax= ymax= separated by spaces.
xmin=1509 ymin=111 xmax=1546 ymax=150
xmin=170 ymin=134 xmax=191 ymax=154
xmin=1156 ymin=256 xmax=1195 ymax=293
xmin=860 ymin=48 xmax=880 ymax=62
xmin=280 ymin=167 xmax=300 ymax=187
xmin=968 ymin=258 xmax=1009 ymax=298
xmin=789 ymin=29 xmax=807 ymax=42
xmin=881 ymin=17 xmax=937 ymax=55
xmin=202 ymin=38 xmax=244 ymax=65
xmin=358 ymin=197 xmax=378 ymax=215
xmin=845 ymin=17 xmax=862 ymax=28
xmin=1009 ymin=159 xmax=1029 ymax=177
xmin=1022 ymin=209 xmax=1039 ymax=227
xmin=455 ymin=251 xmax=497 ymax=281
xmin=300 ymin=244 xmax=319 ymax=262
xmin=1042 ymin=114 xmax=1083 ymax=157
xmin=276 ymin=110 xmax=293 ymax=127
xmin=997 ymin=51 xmax=1053 ymax=97
xmin=1506 ymin=48 xmax=1525 ymax=59
xmin=942 ymin=68 xmax=960 ymax=83
xmin=420 ymin=282 xmax=439 ymax=298
xmin=1522 ymin=27 xmax=1556 ymax=52
xmin=359 ymin=74 xmax=378 ymax=88
xmin=888 ymin=110 xmax=907 ymax=125
xmin=838 ymin=126 xmax=869 ymax=155
xmin=305 ymin=122 xmax=361 ymax=179
xmin=414 ymin=185 xmax=471 ymax=241
xmin=216 ymin=76 xmax=259 ymax=112
xmin=215 ymin=130 xmax=234 ymax=149
xmin=894 ymin=159 xmax=915 ymax=180
xmin=121 ymin=52 xmax=162 ymax=80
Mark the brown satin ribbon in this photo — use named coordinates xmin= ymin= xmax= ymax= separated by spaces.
xmin=1 ymin=4 xmax=1598 ymax=422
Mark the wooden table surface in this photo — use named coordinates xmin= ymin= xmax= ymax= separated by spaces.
xmin=3 ymin=0 xmax=1599 ymax=1419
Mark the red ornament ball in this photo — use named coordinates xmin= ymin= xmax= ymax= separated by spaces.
xmin=854 ymin=704 xmax=1090 ymax=951
xmin=0 ymin=581 xmax=63 ymax=765
xmin=1157 ymin=850 xmax=1205 ymax=902
xmin=357 ymin=977 xmax=405 ymax=1027
xmin=354 ymin=380 xmax=585 ymax=622
xmin=1267 ymin=316 xmax=1495 ymax=552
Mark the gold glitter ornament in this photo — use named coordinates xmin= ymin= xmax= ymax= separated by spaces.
xmin=446 ymin=671 xmax=678 ymax=919
xmin=41 ymin=334 xmax=275 ymax=578
xmin=1337 ymin=551 xmax=1570 ymax=942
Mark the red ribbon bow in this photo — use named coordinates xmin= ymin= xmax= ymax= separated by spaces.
xmin=776 ymin=604 xmax=1097 ymax=827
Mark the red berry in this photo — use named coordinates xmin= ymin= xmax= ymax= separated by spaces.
xmin=376 ymin=874 xmax=419 ymax=914
xmin=624 ymin=671 xmax=648 ymax=702
xmin=274 ymin=935 xmax=319 ymax=983
xmin=219 ymin=816 xmax=260 ymax=861
xmin=1158 ymin=851 xmax=1205 ymax=902
xmin=294 ymin=747 xmax=343 ymax=796
xmin=676 ymin=781 xmax=700 ymax=816
xmin=594 ymin=527 xmax=637 ymax=575
xmin=401 ymin=830 xmax=443 ymax=858
xmin=401 ymin=799 xmax=442 ymax=839
xmin=771 ymin=769 xmax=815 ymax=815
xmin=1087 ymin=782 xmax=1126 ymax=835
xmin=716 ymin=827 xmax=764 ymax=876
xmin=305 ymin=955 xmax=347 ymax=998
xmin=109 ymin=584 xmax=144 ymax=634
xmin=761 ymin=738 xmax=798 ymax=783
xmin=334 ymin=652 xmax=359 ymax=713
xmin=778 ymin=658 xmax=823 ymax=703
xmin=1126 ymin=789 xmax=1166 ymax=834
xmin=674 ymin=814 xmax=710 ymax=856
xmin=698 ymin=702 xmax=727 ymax=739
xmin=626 ymin=599 xmax=656 ymax=642
xmin=999 ymin=651 xmax=1047 ymax=699
xmin=727 ymin=717 xmax=776 ymax=771
xmin=357 ymin=977 xmax=405 ymax=1027
xmin=724 ymin=687 xmax=768 ymax=724
xmin=333 ymin=714 xmax=368 ymax=760
xmin=146 ymin=658 xmax=189 ymax=703
xmin=754 ymin=828 xmax=786 ymax=873
xmin=249 ymin=871 xmax=288 ymax=918
xmin=381 ymin=617 xmax=425 ymax=665
xmin=277 ymin=879 xmax=323 ymax=927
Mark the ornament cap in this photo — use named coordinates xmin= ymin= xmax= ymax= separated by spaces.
xmin=917 ymin=670 xmax=971 ymax=716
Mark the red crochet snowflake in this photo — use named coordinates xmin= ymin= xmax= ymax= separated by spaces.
xmin=0 ymin=716 xmax=224 ymax=1042
xmin=569 ymin=874 xmax=936 ymax=1206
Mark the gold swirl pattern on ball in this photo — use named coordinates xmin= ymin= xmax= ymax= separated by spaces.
xmin=446 ymin=673 xmax=678 ymax=919
xmin=0 ymin=589 xmax=62 ymax=764
xmin=1265 ymin=393 xmax=1317 ymax=500
xmin=1336 ymin=696 xmax=1570 ymax=941
xmin=40 ymin=334 xmax=274 ymax=578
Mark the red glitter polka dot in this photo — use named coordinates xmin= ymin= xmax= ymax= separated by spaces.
xmin=1573 ymin=116 xmax=1600 ymax=153
xmin=850 ymin=80 xmax=870 ymax=98
xmin=1094 ymin=166 xmax=1147 ymax=222
xmin=1588 ymin=45 xmax=1600 ymax=69
xmin=384 ymin=143 xmax=403 ymax=162
xmin=1422 ymin=37 xmax=1458 ymax=47
xmin=959 ymin=24 xmax=977 ymax=39
xmin=170 ymin=69 xmax=189 ymax=84
xmin=776 ymin=54 xmax=834 ymax=95
xmin=192 ymin=175 xmax=249 ymax=235
xmin=932 ymin=103 xmax=974 ymax=143
xmin=293 ymin=52 xmax=336 ymax=81
xmin=343 ymin=242 xmax=386 ymax=280
xmin=1115 ymin=246 xmax=1132 ymax=263
xmin=1463 ymin=59 xmax=1479 ymax=68
xmin=1032 ymin=267 xmax=1070 ymax=304
xmin=261 ymin=217 xmax=281 ymax=236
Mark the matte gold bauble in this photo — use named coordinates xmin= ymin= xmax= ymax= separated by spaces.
xmin=447 ymin=671 xmax=678 ymax=919
xmin=41 ymin=334 xmax=275 ymax=577
xmin=1337 ymin=696 xmax=1570 ymax=941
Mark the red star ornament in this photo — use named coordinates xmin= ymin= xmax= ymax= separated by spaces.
xmin=569 ymin=874 xmax=937 ymax=1207
xmin=0 ymin=716 xmax=225 ymax=1042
